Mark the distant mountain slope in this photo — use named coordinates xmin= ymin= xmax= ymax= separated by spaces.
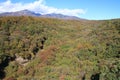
xmin=0 ymin=10 xmax=85 ymax=20
xmin=0 ymin=10 xmax=41 ymax=16
xmin=41 ymin=13 xmax=84 ymax=20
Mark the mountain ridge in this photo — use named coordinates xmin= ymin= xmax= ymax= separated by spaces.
xmin=0 ymin=9 xmax=85 ymax=20
xmin=0 ymin=10 xmax=41 ymax=17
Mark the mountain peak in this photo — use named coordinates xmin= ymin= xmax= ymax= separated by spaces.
xmin=21 ymin=9 xmax=30 ymax=11
xmin=17 ymin=9 xmax=35 ymax=14
xmin=15 ymin=9 xmax=41 ymax=16
xmin=0 ymin=9 xmax=41 ymax=16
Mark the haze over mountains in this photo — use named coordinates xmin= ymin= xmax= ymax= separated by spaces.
xmin=0 ymin=9 xmax=84 ymax=20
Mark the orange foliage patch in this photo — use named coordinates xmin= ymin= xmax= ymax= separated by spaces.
xmin=38 ymin=45 xmax=57 ymax=63
xmin=77 ymin=43 xmax=93 ymax=50
xmin=59 ymin=75 xmax=65 ymax=80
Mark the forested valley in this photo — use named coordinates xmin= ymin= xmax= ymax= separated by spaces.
xmin=0 ymin=16 xmax=120 ymax=80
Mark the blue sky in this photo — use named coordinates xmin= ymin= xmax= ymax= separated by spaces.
xmin=0 ymin=0 xmax=120 ymax=20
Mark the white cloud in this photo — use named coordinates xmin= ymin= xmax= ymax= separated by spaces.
xmin=0 ymin=0 xmax=86 ymax=16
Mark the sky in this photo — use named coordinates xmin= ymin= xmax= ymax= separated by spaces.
xmin=0 ymin=0 xmax=120 ymax=20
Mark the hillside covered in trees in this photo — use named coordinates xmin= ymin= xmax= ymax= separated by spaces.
xmin=0 ymin=16 xmax=120 ymax=80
